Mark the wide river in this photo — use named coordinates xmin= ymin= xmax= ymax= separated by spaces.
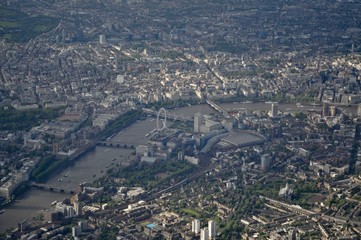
xmin=0 ymin=102 xmax=353 ymax=233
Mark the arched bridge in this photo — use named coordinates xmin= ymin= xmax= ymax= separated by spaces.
xmin=96 ymin=141 xmax=135 ymax=149
xmin=30 ymin=182 xmax=78 ymax=194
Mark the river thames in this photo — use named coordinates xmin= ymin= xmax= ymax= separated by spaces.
xmin=0 ymin=101 xmax=345 ymax=233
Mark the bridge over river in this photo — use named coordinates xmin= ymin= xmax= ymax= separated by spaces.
xmin=142 ymin=108 xmax=193 ymax=122
xmin=30 ymin=182 xmax=78 ymax=195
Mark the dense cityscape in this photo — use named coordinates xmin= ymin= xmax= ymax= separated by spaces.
xmin=0 ymin=0 xmax=361 ymax=239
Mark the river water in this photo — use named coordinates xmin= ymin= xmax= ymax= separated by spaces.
xmin=0 ymin=102 xmax=351 ymax=233
xmin=0 ymin=118 xmax=156 ymax=233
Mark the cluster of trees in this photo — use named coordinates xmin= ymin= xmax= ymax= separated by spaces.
xmin=12 ymin=182 xmax=30 ymax=198
xmin=291 ymin=181 xmax=318 ymax=207
xmin=246 ymin=180 xmax=285 ymax=199
xmin=220 ymin=219 xmax=245 ymax=239
xmin=219 ymin=191 xmax=262 ymax=239
xmin=0 ymin=107 xmax=62 ymax=131
xmin=31 ymin=155 xmax=70 ymax=183
xmin=100 ymin=110 xmax=144 ymax=139
xmin=0 ymin=6 xmax=58 ymax=42
xmin=99 ymin=225 xmax=119 ymax=240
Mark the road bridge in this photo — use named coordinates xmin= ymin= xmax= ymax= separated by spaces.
xmin=96 ymin=141 xmax=135 ymax=149
xmin=30 ymin=182 xmax=78 ymax=194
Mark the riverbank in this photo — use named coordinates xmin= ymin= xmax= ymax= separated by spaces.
xmin=31 ymin=142 xmax=96 ymax=183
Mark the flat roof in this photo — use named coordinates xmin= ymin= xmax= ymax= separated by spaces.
xmin=221 ymin=131 xmax=265 ymax=147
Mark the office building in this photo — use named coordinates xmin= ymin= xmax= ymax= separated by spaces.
xmin=261 ymin=154 xmax=272 ymax=171
xmin=74 ymin=201 xmax=82 ymax=216
xmin=194 ymin=113 xmax=203 ymax=133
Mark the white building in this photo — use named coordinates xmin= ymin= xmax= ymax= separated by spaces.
xmin=194 ymin=112 xmax=203 ymax=133
xmin=192 ymin=219 xmax=201 ymax=234
xmin=270 ymin=103 xmax=278 ymax=118
xmin=185 ymin=156 xmax=199 ymax=165
xmin=201 ymin=228 xmax=209 ymax=240
xmin=208 ymin=220 xmax=216 ymax=239
xmin=116 ymin=75 xmax=125 ymax=84
xmin=194 ymin=113 xmax=222 ymax=134
xmin=99 ymin=34 xmax=106 ymax=44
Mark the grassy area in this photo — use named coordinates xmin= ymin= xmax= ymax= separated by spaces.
xmin=33 ymin=25 xmax=48 ymax=32
xmin=169 ymin=121 xmax=193 ymax=132
xmin=0 ymin=21 xmax=19 ymax=27
xmin=0 ymin=7 xmax=59 ymax=42
xmin=113 ymin=160 xmax=195 ymax=190
xmin=181 ymin=208 xmax=201 ymax=218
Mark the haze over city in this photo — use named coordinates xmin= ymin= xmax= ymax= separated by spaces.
xmin=0 ymin=0 xmax=361 ymax=239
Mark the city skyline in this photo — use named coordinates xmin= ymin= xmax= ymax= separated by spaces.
xmin=0 ymin=0 xmax=361 ymax=239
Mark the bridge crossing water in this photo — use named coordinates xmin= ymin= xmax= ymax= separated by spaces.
xmin=205 ymin=99 xmax=231 ymax=118
xmin=30 ymin=182 xmax=78 ymax=195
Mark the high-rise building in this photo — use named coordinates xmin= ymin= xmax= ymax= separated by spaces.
xmin=194 ymin=113 xmax=203 ymax=133
xmin=201 ymin=228 xmax=209 ymax=240
xmin=288 ymin=228 xmax=298 ymax=240
xmin=357 ymin=104 xmax=361 ymax=117
xmin=99 ymin=34 xmax=106 ymax=45
xmin=74 ymin=201 xmax=82 ymax=216
xmin=78 ymin=220 xmax=88 ymax=232
xmin=271 ymin=103 xmax=278 ymax=118
xmin=192 ymin=219 xmax=201 ymax=234
xmin=261 ymin=154 xmax=272 ymax=171
xmin=330 ymin=106 xmax=336 ymax=117
xmin=322 ymin=102 xmax=329 ymax=117
xmin=72 ymin=226 xmax=82 ymax=238
xmin=66 ymin=206 xmax=75 ymax=218
xmin=208 ymin=220 xmax=216 ymax=239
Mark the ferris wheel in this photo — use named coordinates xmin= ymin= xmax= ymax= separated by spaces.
xmin=157 ymin=107 xmax=167 ymax=131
